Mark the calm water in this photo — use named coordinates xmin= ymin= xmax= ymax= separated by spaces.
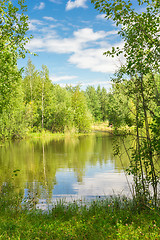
xmin=0 ymin=132 xmax=133 ymax=209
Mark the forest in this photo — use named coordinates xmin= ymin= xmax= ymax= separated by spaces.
xmin=1 ymin=57 xmax=144 ymax=139
xmin=0 ymin=56 xmax=160 ymax=140
xmin=0 ymin=0 xmax=159 ymax=140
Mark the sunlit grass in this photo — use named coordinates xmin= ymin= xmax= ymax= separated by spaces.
xmin=26 ymin=129 xmax=65 ymax=139
xmin=25 ymin=128 xmax=93 ymax=141
xmin=92 ymin=122 xmax=135 ymax=135
xmin=0 ymin=196 xmax=160 ymax=239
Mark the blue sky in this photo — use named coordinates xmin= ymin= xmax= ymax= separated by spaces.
xmin=18 ymin=0 xmax=124 ymax=90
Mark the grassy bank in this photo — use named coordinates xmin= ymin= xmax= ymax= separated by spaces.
xmin=0 ymin=122 xmax=133 ymax=143
xmin=26 ymin=130 xmax=65 ymax=140
xmin=25 ymin=128 xmax=94 ymax=141
xmin=0 ymin=197 xmax=160 ymax=239
xmin=92 ymin=122 xmax=135 ymax=135
xmin=92 ymin=122 xmax=113 ymax=133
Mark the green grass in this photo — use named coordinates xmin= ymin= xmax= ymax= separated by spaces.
xmin=26 ymin=129 xmax=65 ymax=139
xmin=25 ymin=129 xmax=93 ymax=141
xmin=0 ymin=197 xmax=160 ymax=240
xmin=91 ymin=122 xmax=135 ymax=135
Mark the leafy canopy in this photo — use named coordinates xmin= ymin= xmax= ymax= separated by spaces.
xmin=91 ymin=0 xmax=160 ymax=77
xmin=0 ymin=0 xmax=31 ymax=59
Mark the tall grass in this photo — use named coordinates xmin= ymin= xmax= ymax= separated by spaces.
xmin=0 ymin=190 xmax=160 ymax=239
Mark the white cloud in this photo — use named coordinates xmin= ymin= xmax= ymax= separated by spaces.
xmin=30 ymin=19 xmax=44 ymax=25
xmin=45 ymin=38 xmax=79 ymax=54
xmin=27 ymin=28 xmax=108 ymax=53
xmin=81 ymin=81 xmax=112 ymax=86
xmin=28 ymin=23 xmax=36 ymax=31
xmin=43 ymin=16 xmax=57 ymax=21
xmin=69 ymin=48 xmax=119 ymax=73
xmin=26 ymin=27 xmax=123 ymax=74
xmin=73 ymin=172 xmax=133 ymax=197
xmin=66 ymin=0 xmax=87 ymax=11
xmin=27 ymin=38 xmax=44 ymax=51
xmin=73 ymin=28 xmax=107 ymax=43
xmin=34 ymin=2 xmax=45 ymax=10
xmin=50 ymin=75 xmax=77 ymax=83
xmin=28 ymin=19 xmax=44 ymax=31
xmin=105 ymin=30 xmax=119 ymax=36
xmin=51 ymin=80 xmax=112 ymax=88
xmin=49 ymin=0 xmax=62 ymax=3
xmin=96 ymin=14 xmax=106 ymax=20
xmin=28 ymin=19 xmax=58 ymax=37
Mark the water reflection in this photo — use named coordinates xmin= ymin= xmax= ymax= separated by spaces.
xmin=0 ymin=132 xmax=133 ymax=208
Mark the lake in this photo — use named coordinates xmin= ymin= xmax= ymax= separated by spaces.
xmin=0 ymin=132 xmax=133 ymax=210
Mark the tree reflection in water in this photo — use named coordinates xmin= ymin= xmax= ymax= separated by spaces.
xmin=0 ymin=133 xmax=134 ymax=209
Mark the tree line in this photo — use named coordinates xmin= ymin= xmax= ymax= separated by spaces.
xmin=1 ymin=56 xmax=138 ymax=139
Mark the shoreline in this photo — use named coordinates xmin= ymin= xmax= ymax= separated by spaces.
xmin=0 ymin=123 xmax=134 ymax=144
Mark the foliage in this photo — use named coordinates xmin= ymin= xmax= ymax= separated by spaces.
xmin=22 ymin=62 xmax=93 ymax=133
xmin=85 ymin=86 xmax=102 ymax=121
xmin=71 ymin=86 xmax=93 ymax=132
xmin=106 ymin=83 xmax=134 ymax=127
xmin=91 ymin=0 xmax=160 ymax=75
xmin=0 ymin=0 xmax=31 ymax=140
xmin=0 ymin=0 xmax=31 ymax=58
xmin=91 ymin=0 xmax=160 ymax=204
xmin=85 ymin=84 xmax=134 ymax=127
xmin=99 ymin=87 xmax=108 ymax=121
xmin=45 ymin=84 xmax=74 ymax=132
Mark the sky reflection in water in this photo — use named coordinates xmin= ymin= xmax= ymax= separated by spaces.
xmin=0 ymin=133 xmax=133 ymax=209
